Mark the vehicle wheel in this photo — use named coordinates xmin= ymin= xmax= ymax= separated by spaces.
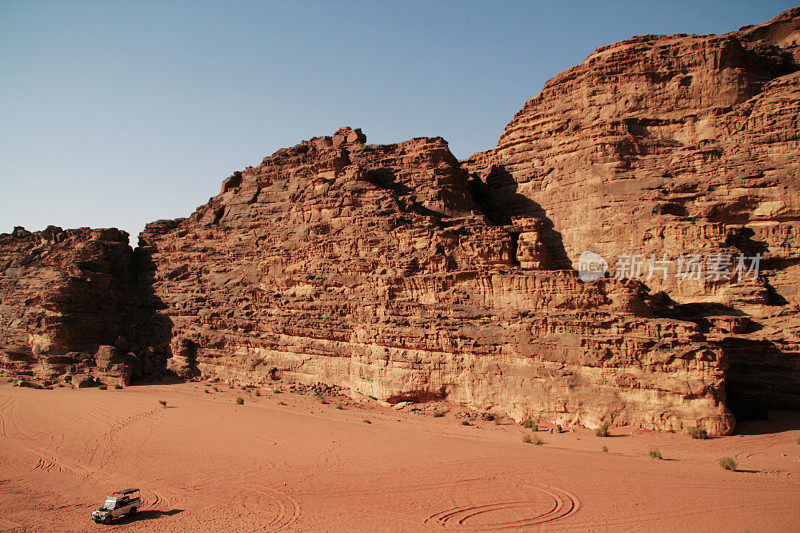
xmin=103 ymin=515 xmax=112 ymax=525
xmin=129 ymin=507 xmax=137 ymax=516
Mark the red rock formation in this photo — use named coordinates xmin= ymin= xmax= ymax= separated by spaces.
xmin=134 ymin=127 xmax=733 ymax=434
xmin=0 ymin=227 xmax=166 ymax=386
xmin=470 ymin=6 xmax=800 ymax=419
xmin=3 ymin=8 xmax=800 ymax=435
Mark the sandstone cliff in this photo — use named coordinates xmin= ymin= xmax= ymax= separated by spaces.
xmin=3 ymin=7 xmax=800 ymax=435
xmin=133 ymin=127 xmax=733 ymax=435
xmin=0 ymin=227 xmax=170 ymax=387
xmin=467 ymin=7 xmax=800 ymax=420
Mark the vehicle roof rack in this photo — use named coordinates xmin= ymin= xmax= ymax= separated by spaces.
xmin=111 ymin=488 xmax=139 ymax=495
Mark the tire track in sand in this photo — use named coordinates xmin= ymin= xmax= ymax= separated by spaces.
xmin=0 ymin=395 xmax=15 ymax=437
xmin=245 ymin=487 xmax=301 ymax=532
xmin=211 ymin=465 xmax=301 ymax=532
xmin=84 ymin=408 xmax=160 ymax=468
xmin=138 ymin=487 xmax=176 ymax=512
xmin=26 ymin=444 xmax=98 ymax=480
xmin=425 ymin=483 xmax=579 ymax=530
xmin=31 ymin=454 xmax=64 ymax=475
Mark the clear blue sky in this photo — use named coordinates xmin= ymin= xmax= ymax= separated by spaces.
xmin=1 ymin=0 xmax=796 ymax=244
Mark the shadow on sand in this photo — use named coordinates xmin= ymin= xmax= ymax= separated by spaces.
xmin=734 ymin=411 xmax=800 ymax=436
xmin=115 ymin=509 xmax=184 ymax=524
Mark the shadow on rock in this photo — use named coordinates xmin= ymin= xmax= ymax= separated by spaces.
xmin=468 ymin=164 xmax=571 ymax=269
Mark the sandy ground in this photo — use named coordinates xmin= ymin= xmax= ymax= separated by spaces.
xmin=0 ymin=381 xmax=798 ymax=532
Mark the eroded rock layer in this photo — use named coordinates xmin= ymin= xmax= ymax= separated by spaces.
xmin=0 ymin=227 xmax=135 ymax=386
xmin=133 ymin=127 xmax=733 ymax=434
xmin=468 ymin=7 xmax=800 ymax=418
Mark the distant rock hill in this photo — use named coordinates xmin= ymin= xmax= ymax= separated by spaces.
xmin=2 ymin=7 xmax=799 ymax=435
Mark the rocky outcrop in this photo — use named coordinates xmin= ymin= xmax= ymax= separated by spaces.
xmin=739 ymin=6 xmax=800 ymax=62
xmin=133 ymin=127 xmax=733 ymax=434
xmin=0 ymin=227 xmax=168 ymax=386
xmin=467 ymin=7 xmax=800 ymax=419
xmin=486 ymin=11 xmax=800 ymax=299
xmin=3 ymin=8 xmax=800 ymax=434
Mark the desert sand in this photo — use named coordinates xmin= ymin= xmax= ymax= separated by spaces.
xmin=0 ymin=381 xmax=798 ymax=532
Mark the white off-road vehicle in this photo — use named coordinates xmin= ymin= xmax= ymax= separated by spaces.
xmin=91 ymin=488 xmax=141 ymax=524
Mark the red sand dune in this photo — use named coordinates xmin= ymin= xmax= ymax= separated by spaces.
xmin=0 ymin=381 xmax=798 ymax=532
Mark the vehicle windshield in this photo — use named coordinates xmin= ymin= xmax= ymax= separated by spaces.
xmin=103 ymin=499 xmax=117 ymax=510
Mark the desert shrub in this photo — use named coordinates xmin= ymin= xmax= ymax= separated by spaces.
xmin=595 ymin=423 xmax=610 ymax=438
xmin=719 ymin=457 xmax=737 ymax=471
xmin=317 ymin=395 xmax=329 ymax=405
xmin=255 ymin=390 xmax=261 ymax=397
xmin=362 ymin=419 xmax=371 ymax=424
xmin=336 ymin=404 xmax=343 ymax=410
xmin=522 ymin=433 xmax=543 ymax=445
xmin=158 ymin=400 xmax=167 ymax=407
xmin=522 ymin=419 xmax=539 ymax=431
xmin=602 ymin=446 xmax=609 ymax=453
xmin=687 ymin=426 xmax=709 ymax=440
xmin=98 ymin=384 xmax=107 ymax=390
xmin=433 ymin=411 xmax=445 ymax=418
xmin=204 ymin=389 xmax=209 ymax=394
xmin=273 ymin=389 xmax=281 ymax=394
xmin=461 ymin=420 xmax=471 ymax=426
xmin=649 ymin=448 xmax=662 ymax=460
xmin=482 ymin=413 xmax=495 ymax=421
xmin=235 ymin=397 xmax=244 ymax=405
xmin=114 ymin=384 xmax=122 ymax=390
xmin=212 ymin=386 xmax=219 ymax=392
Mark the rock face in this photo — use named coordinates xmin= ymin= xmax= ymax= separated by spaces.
xmin=3 ymin=8 xmax=800 ymax=434
xmin=0 ymin=226 xmax=169 ymax=386
xmin=135 ymin=127 xmax=733 ymax=434
xmin=466 ymin=7 xmax=800 ymax=420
